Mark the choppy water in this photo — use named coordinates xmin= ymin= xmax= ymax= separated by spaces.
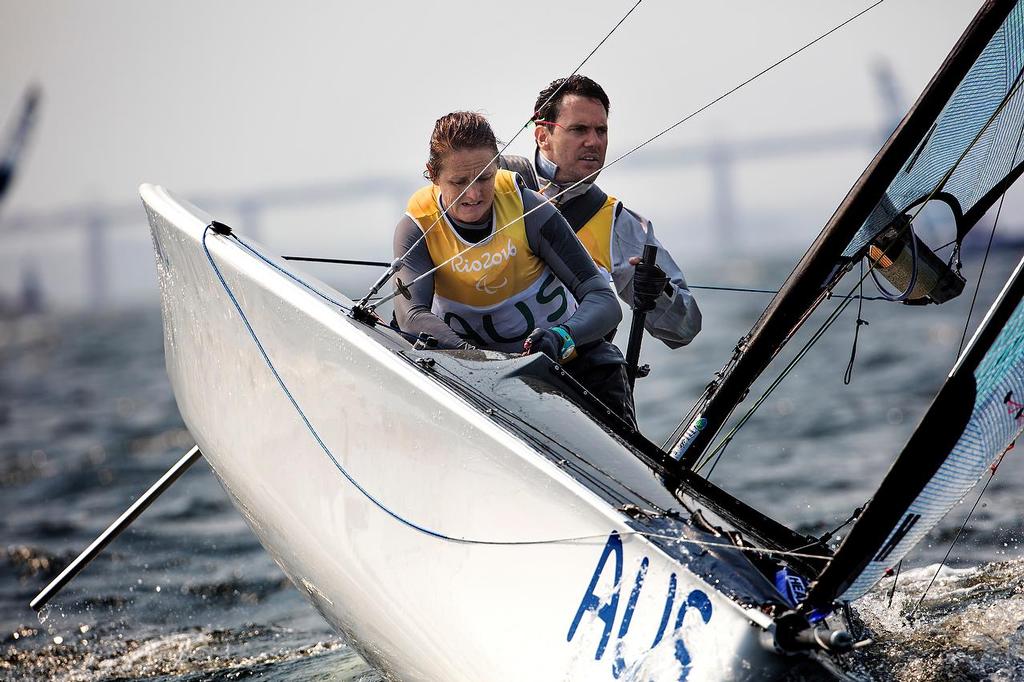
xmin=2 ymin=250 xmax=1023 ymax=680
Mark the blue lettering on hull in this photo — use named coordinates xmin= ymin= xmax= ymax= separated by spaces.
xmin=567 ymin=532 xmax=714 ymax=678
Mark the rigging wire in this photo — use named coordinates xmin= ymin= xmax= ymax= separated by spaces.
xmin=694 ymin=222 xmax=939 ymax=474
xmin=357 ymin=0 xmax=646 ymax=308
xmin=695 ymin=233 xmax=942 ymax=475
xmin=275 ymin=246 xmax=906 ymax=302
xmin=281 ymin=256 xmax=898 ymax=301
xmin=370 ymin=0 xmax=887 ymax=311
xmin=274 ymin=254 xmax=900 ymax=299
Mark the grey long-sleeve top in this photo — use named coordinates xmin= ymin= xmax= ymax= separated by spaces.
xmin=501 ymin=153 xmax=702 ymax=349
xmin=392 ymin=181 xmax=621 ymax=352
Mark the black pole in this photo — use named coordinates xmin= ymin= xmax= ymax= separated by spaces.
xmin=30 ymin=445 xmax=202 ymax=611
xmin=625 ymin=244 xmax=658 ymax=388
xmin=282 ymin=256 xmax=390 ymax=267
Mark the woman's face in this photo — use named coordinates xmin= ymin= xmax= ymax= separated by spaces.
xmin=433 ymin=147 xmax=497 ymax=224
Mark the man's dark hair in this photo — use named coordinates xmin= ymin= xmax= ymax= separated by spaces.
xmin=533 ymin=75 xmax=610 ymax=127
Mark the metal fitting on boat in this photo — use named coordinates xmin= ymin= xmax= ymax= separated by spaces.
xmin=413 ymin=333 xmax=438 ymax=350
xmin=764 ymin=610 xmax=854 ymax=655
xmin=209 ymin=220 xmax=233 ymax=236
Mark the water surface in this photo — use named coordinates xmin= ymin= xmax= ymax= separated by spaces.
xmin=2 ymin=250 xmax=1022 ymax=680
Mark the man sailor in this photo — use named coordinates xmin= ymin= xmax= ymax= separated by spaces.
xmin=500 ymin=75 xmax=701 ymax=349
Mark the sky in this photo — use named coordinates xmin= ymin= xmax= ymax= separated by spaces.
xmin=0 ymin=0 xmax=1003 ymax=307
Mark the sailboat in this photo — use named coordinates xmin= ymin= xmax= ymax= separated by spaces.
xmin=33 ymin=0 xmax=1024 ymax=679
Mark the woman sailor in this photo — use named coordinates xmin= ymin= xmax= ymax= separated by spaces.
xmin=393 ymin=111 xmax=635 ymax=425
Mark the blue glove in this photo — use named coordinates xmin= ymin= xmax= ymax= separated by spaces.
xmin=524 ymin=326 xmax=576 ymax=364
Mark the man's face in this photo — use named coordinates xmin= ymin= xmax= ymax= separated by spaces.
xmin=535 ymin=94 xmax=608 ymax=184
xmin=433 ymin=147 xmax=497 ymax=224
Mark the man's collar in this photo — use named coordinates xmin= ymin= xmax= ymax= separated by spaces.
xmin=534 ymin=149 xmax=595 ymax=204
xmin=536 ymin=149 xmax=559 ymax=182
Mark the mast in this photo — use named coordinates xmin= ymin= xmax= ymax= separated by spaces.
xmin=674 ymin=0 xmax=1019 ymax=468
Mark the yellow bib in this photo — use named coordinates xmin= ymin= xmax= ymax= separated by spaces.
xmin=574 ymin=194 xmax=618 ymax=277
xmin=405 ymin=170 xmax=576 ymax=351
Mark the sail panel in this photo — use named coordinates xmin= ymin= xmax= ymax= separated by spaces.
xmin=673 ymin=0 xmax=1018 ymax=468
xmin=805 ymin=255 xmax=1024 ymax=607
xmin=844 ymin=4 xmax=1024 ymax=256
xmin=838 ymin=266 xmax=1024 ymax=600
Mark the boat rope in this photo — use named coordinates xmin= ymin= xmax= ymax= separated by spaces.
xmin=277 ymin=247 xmax=886 ymax=300
xmin=369 ymin=0 xmax=887 ymax=312
xmin=357 ymin=0 xmax=646 ymax=309
xmin=844 ymin=259 xmax=869 ymax=385
xmin=204 ymin=224 xmax=834 ymax=561
xmin=908 ymin=441 xmax=1015 ymax=619
xmin=201 ymin=223 xmax=839 ymax=561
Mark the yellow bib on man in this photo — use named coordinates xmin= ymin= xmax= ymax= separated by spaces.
xmin=573 ymin=194 xmax=618 ymax=279
xmin=405 ymin=170 xmax=576 ymax=351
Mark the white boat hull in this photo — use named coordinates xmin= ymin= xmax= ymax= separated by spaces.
xmin=142 ymin=184 xmax=835 ymax=681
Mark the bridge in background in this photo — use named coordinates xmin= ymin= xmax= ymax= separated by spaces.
xmin=0 ymin=65 xmax=903 ymax=310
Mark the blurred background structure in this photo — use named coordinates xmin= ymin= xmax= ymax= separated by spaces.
xmin=0 ymin=61 xmax=910 ymax=313
xmin=2 ymin=1 xmax=1018 ymax=311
